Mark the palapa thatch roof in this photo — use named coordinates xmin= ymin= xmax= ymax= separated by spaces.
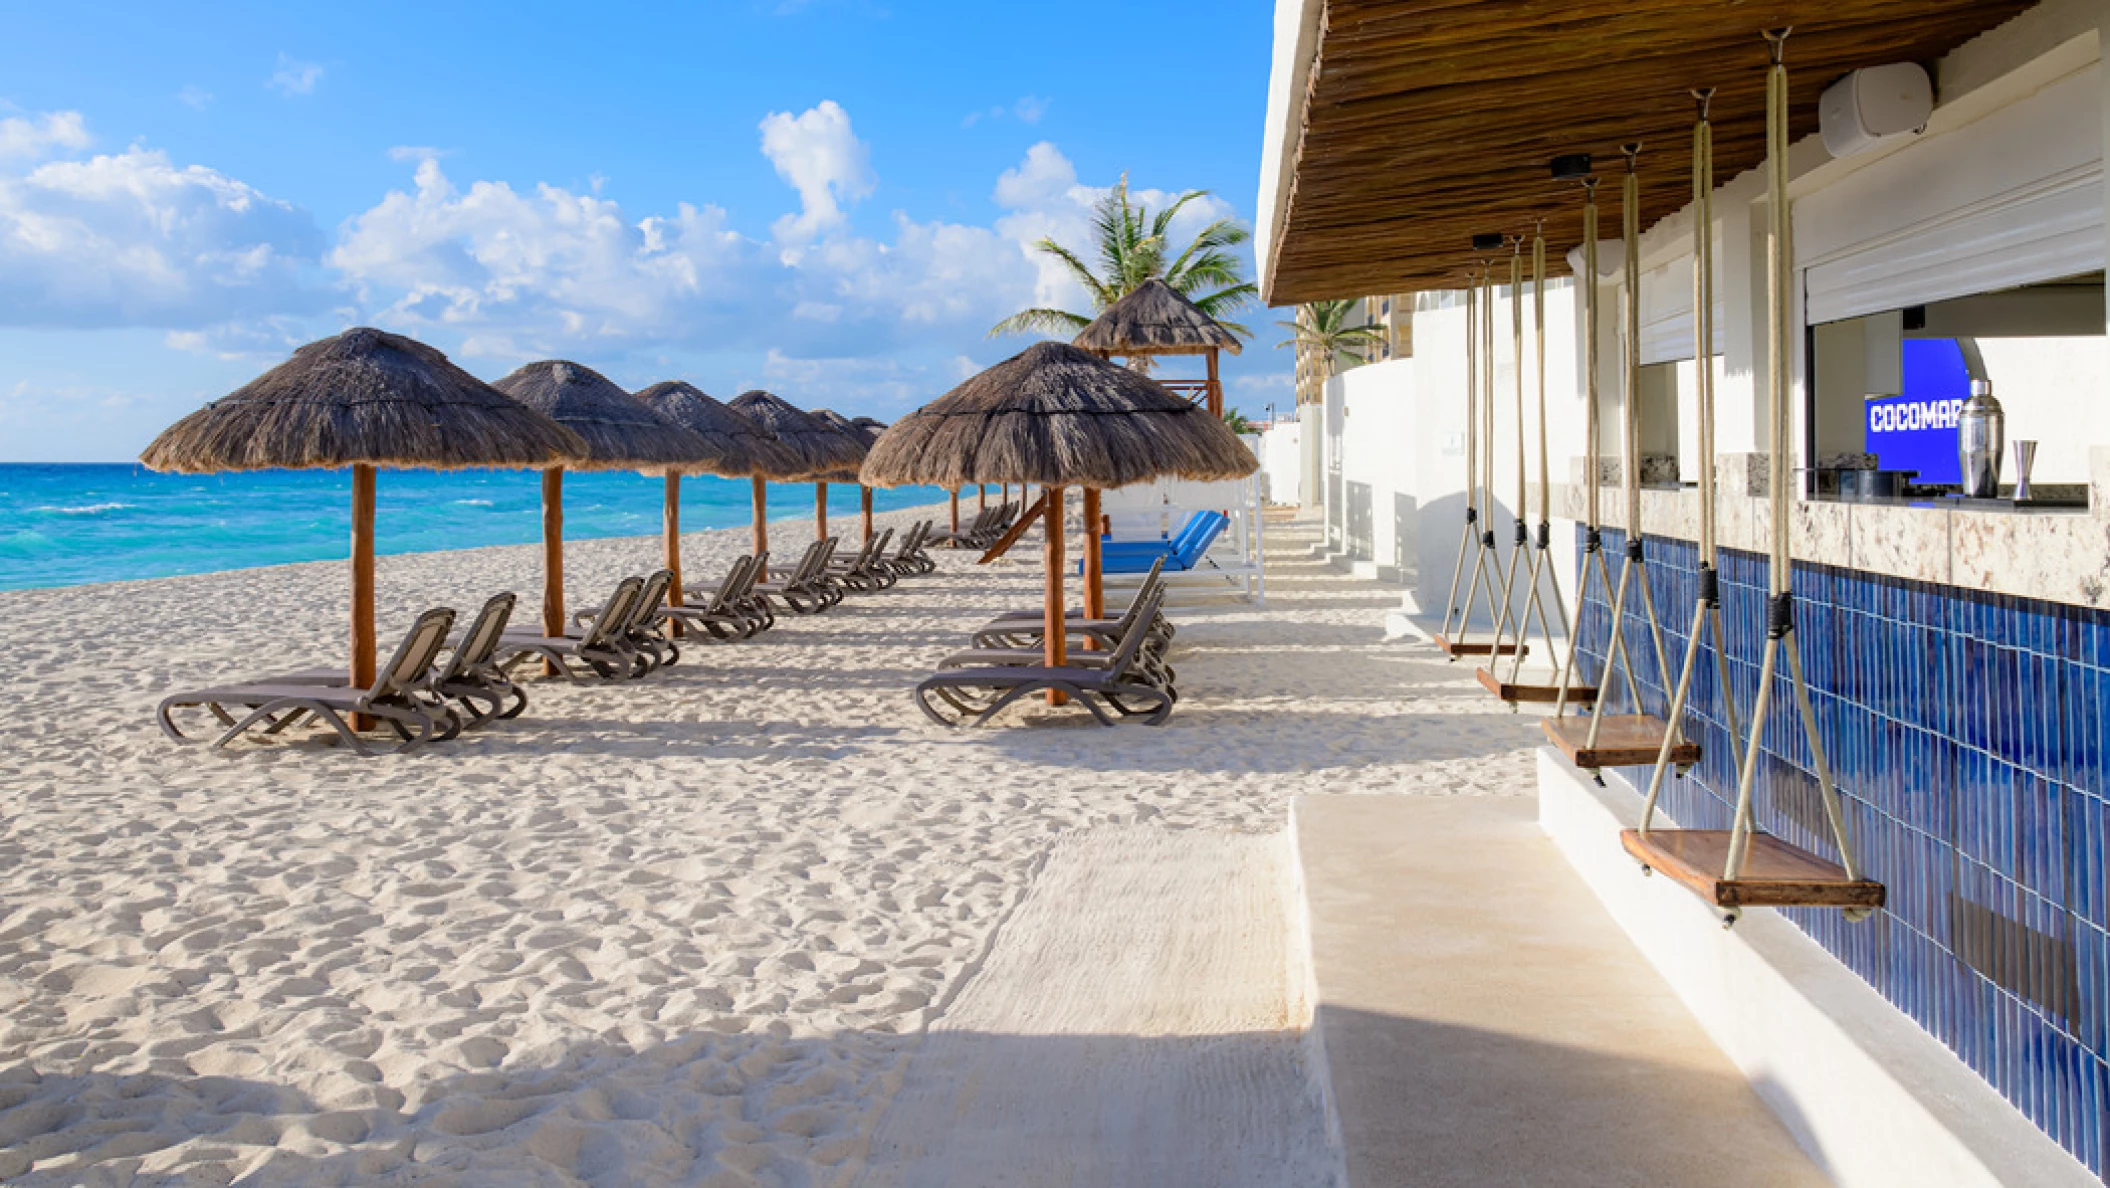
xmin=492 ymin=360 xmax=712 ymax=472
xmin=861 ymin=341 xmax=1257 ymax=490
xmin=139 ymin=327 xmax=586 ymax=474
xmin=635 ymin=381 xmax=806 ymax=479
xmin=809 ymin=408 xmax=877 ymax=484
xmin=1070 ymin=279 xmax=1242 ymax=358
xmin=727 ymin=390 xmax=868 ymax=479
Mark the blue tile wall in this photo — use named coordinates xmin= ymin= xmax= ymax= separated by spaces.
xmin=1574 ymin=526 xmax=2110 ymax=1180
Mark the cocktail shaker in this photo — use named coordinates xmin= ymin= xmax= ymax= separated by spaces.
xmin=1958 ymin=379 xmax=2004 ymax=499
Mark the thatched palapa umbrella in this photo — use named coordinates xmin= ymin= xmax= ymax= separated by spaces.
xmin=492 ymin=361 xmax=714 ymax=637
xmin=862 ymin=340 xmax=1255 ymax=691
xmin=1071 ymin=278 xmax=1243 ymax=416
xmin=810 ymin=409 xmax=883 ymax=544
xmin=636 ymin=381 xmax=803 ymax=604
xmin=139 ymin=327 xmax=584 ymax=710
xmin=726 ymin=390 xmax=867 ymax=576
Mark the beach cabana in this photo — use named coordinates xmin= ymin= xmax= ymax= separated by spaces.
xmin=1072 ymin=278 xmax=1242 ymax=417
xmin=636 ymin=381 xmax=803 ymax=605
xmin=726 ymin=390 xmax=868 ymax=577
xmin=862 ymin=340 xmax=1254 ymax=690
xmin=138 ymin=327 xmax=584 ymax=708
xmin=491 ymin=361 xmax=713 ymax=637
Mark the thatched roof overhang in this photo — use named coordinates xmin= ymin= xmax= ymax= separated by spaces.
xmin=493 ymin=361 xmax=713 ymax=472
xmin=1257 ymin=0 xmax=2036 ymax=304
xmin=726 ymin=390 xmax=869 ymax=479
xmin=1071 ymin=279 xmax=1243 ymax=357
xmin=140 ymin=327 xmax=585 ymax=473
xmin=861 ymin=341 xmax=1257 ymax=490
xmin=809 ymin=408 xmax=874 ymax=484
xmin=635 ymin=381 xmax=805 ymax=478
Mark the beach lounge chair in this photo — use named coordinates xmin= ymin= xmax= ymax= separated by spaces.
xmin=497 ymin=576 xmax=645 ymax=680
xmin=1093 ymin=511 xmax=1228 ymax=574
xmin=756 ymin=539 xmax=839 ymax=614
xmin=671 ymin=555 xmax=764 ymax=640
xmin=828 ymin=528 xmax=896 ymax=591
xmin=977 ymin=557 xmax=1173 ymax=650
xmin=156 ymin=607 xmax=459 ymax=755
xmin=915 ymin=589 xmax=1172 ymax=727
xmin=885 ymin=520 xmax=936 ymax=576
xmin=270 ymin=593 xmax=527 ymax=734
xmin=940 ymin=586 xmax=1178 ymax=695
xmin=571 ymin=570 xmax=678 ymax=671
xmin=930 ymin=506 xmax=998 ymax=550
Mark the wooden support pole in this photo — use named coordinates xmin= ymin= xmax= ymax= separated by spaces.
xmin=1044 ymin=485 xmax=1066 ymax=704
xmin=978 ymin=484 xmax=987 ymax=512
xmin=350 ymin=463 xmax=376 ymax=731
xmin=541 ymin=467 xmax=565 ymax=638
xmin=816 ymin=481 xmax=829 ymax=543
xmin=949 ymin=488 xmax=960 ymax=534
xmin=663 ymin=473 xmax=684 ymax=607
xmin=1083 ymin=487 xmax=1103 ymax=621
xmin=861 ymin=486 xmax=874 ymax=543
xmin=751 ymin=475 xmax=768 ymax=580
xmin=1206 ymin=348 xmax=1222 ymax=417
xmin=977 ymin=491 xmax=1048 ymax=564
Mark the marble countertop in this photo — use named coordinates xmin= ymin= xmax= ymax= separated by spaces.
xmin=1550 ymin=447 xmax=2110 ymax=609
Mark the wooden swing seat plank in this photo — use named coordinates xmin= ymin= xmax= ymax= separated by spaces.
xmin=1475 ymin=666 xmax=1596 ymax=704
xmin=1621 ymin=829 xmax=1886 ymax=910
xmin=1433 ymin=632 xmax=1526 ymax=658
xmin=1541 ymin=714 xmax=1697 ymax=769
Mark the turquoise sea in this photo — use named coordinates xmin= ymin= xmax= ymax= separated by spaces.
xmin=0 ymin=464 xmax=952 ymax=592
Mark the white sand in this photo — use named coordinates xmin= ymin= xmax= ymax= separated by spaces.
xmin=0 ymin=509 xmax=1538 ymax=1185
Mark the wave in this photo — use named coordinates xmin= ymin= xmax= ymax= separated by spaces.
xmin=30 ymin=502 xmax=133 ymax=516
xmin=453 ymin=498 xmax=496 ymax=507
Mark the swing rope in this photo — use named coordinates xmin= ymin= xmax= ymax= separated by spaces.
xmin=1552 ymin=179 xmax=1606 ymax=715
xmin=1640 ymin=89 xmax=1748 ymax=833
xmin=1722 ymin=29 xmax=1868 ymax=911
xmin=1503 ymin=223 xmax=1576 ymax=689
xmin=1581 ymin=143 xmax=1673 ymax=750
xmin=1439 ymin=272 xmax=1481 ymax=641
xmin=1489 ymin=238 xmax=1531 ymax=656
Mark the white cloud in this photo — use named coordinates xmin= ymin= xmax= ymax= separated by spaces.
xmin=387 ymin=145 xmax=449 ymax=163
xmin=758 ymin=100 xmax=873 ymax=246
xmin=1013 ymin=96 xmax=1048 ymax=124
xmin=0 ymin=146 xmax=324 ymax=329
xmin=329 ymin=157 xmax=756 ymax=357
xmin=176 ymin=86 xmax=214 ymax=111
xmin=268 ymin=54 xmax=324 ymax=96
xmin=0 ymin=111 xmax=90 ymax=164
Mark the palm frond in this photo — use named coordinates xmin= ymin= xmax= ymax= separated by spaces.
xmin=989 ymin=308 xmax=1094 ymax=338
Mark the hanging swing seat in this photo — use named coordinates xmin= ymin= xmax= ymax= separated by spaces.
xmin=1542 ymin=714 xmax=1697 ymax=770
xmin=1433 ymin=633 xmax=1527 ymax=659
xmin=1476 ymin=666 xmax=1595 ymax=704
xmin=1621 ymin=829 xmax=1885 ymax=910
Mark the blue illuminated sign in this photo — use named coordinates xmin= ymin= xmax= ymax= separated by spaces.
xmin=1867 ymin=338 xmax=1968 ymax=485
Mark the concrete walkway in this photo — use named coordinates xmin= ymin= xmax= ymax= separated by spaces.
xmin=1294 ymin=795 xmax=1830 ymax=1187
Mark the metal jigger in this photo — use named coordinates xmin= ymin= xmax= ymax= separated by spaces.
xmin=2013 ymin=440 xmax=2038 ymax=503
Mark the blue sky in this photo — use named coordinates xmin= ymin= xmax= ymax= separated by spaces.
xmin=0 ymin=0 xmax=1289 ymax=462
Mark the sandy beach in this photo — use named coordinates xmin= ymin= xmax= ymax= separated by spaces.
xmin=0 ymin=507 xmax=1539 ymax=1185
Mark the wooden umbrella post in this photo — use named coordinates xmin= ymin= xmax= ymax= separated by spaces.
xmin=1083 ymin=487 xmax=1104 ymax=621
xmin=1044 ymin=485 xmax=1067 ymax=704
xmin=752 ymin=475 xmax=768 ymax=580
xmin=1205 ymin=347 xmax=1222 ymax=417
xmin=663 ymin=473 xmax=684 ymax=607
xmin=950 ymin=488 xmax=960 ymax=535
xmin=350 ymin=463 xmax=377 ymax=731
xmin=541 ymin=467 xmax=565 ymax=637
xmin=816 ymin=481 xmax=830 ymax=543
xmin=861 ymin=486 xmax=874 ymax=544
xmin=978 ymin=484 xmax=987 ymax=512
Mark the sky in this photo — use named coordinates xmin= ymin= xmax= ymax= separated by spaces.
xmin=0 ymin=0 xmax=1290 ymax=463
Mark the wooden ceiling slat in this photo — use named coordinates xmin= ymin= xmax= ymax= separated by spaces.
xmin=1265 ymin=0 xmax=2033 ymax=303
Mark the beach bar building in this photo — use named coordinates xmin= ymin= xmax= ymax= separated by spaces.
xmin=1257 ymin=0 xmax=2110 ymax=1181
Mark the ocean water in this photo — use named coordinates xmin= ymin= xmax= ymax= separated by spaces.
xmin=0 ymin=464 xmax=954 ymax=592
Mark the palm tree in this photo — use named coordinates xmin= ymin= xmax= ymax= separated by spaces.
xmin=1221 ymin=408 xmax=1256 ymax=435
xmin=1276 ymin=300 xmax=1387 ymax=378
xmin=990 ymin=174 xmax=1258 ymax=340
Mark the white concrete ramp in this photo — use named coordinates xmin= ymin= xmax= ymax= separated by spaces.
xmin=856 ymin=827 xmax=1340 ymax=1188
xmin=1293 ymin=795 xmax=1829 ymax=1187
